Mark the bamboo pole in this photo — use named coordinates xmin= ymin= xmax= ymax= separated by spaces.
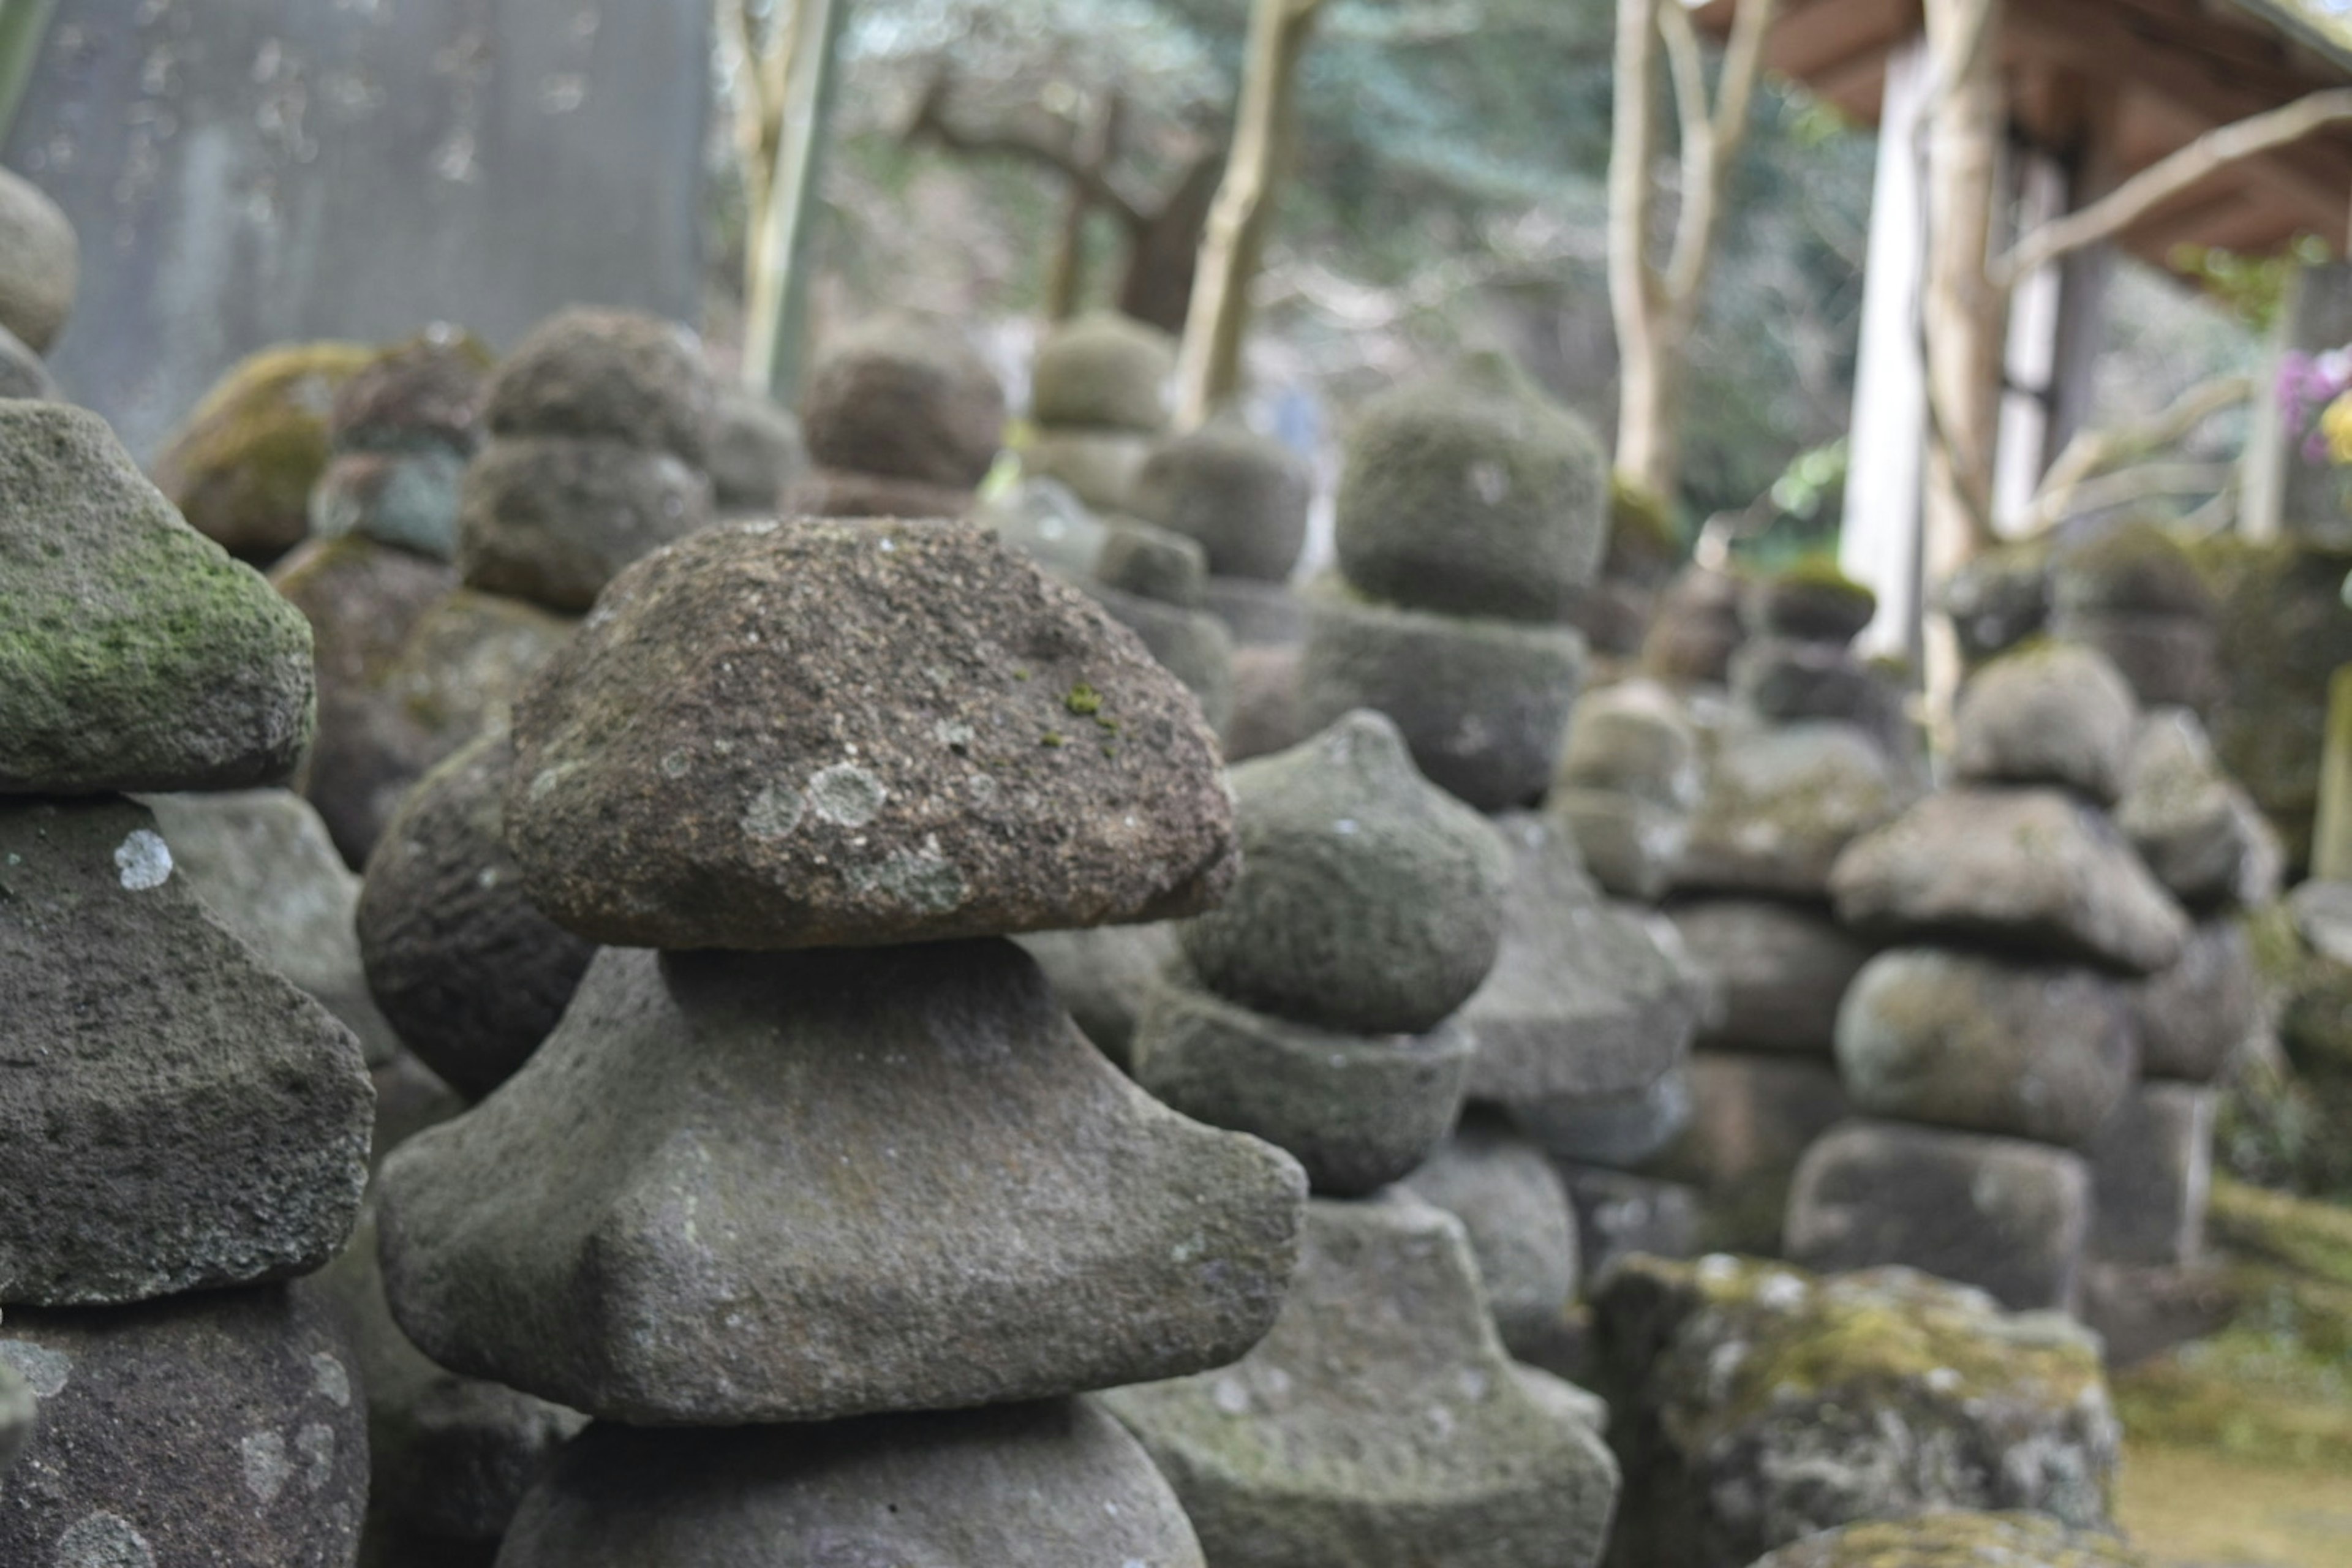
xmin=743 ymin=0 xmax=852 ymax=401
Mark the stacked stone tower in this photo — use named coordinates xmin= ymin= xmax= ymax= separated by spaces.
xmin=1114 ymin=710 xmax=1620 ymax=1566
xmin=1023 ymin=309 xmax=1176 ymax=513
xmin=0 ymin=167 xmax=74 ymax=399
xmin=375 ymin=516 xmax=1306 ymax=1560
xmin=282 ymin=307 xmax=715 ymax=865
xmin=1131 ymin=414 xmax=1313 ymax=648
xmin=790 ymin=314 xmax=1006 ymax=518
xmin=0 ymin=401 xmax=374 ymax=1561
xmin=1796 ymin=643 xmax=2190 ymax=1310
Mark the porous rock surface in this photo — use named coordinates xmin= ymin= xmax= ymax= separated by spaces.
xmin=503 ymin=518 xmax=1239 ymax=949
xmin=2 ymin=401 xmax=315 ymax=794
xmin=799 ymin=315 xmax=1005 ymax=489
xmin=1950 ymin=643 xmax=2139 ymax=803
xmin=483 ymin=307 xmax=713 ymax=467
xmin=0 ymin=797 xmax=371 ymax=1306
xmin=377 ymin=940 xmax=1305 ymax=1423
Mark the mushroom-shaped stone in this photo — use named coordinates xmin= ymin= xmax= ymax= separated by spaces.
xmin=376 ymin=941 xmax=1306 ymax=1422
xmin=1836 ymin=948 xmax=2137 ymax=1146
xmin=1335 ymin=352 xmax=1607 ymax=622
xmin=1746 ymin=1513 xmax=2149 ymax=1568
xmin=1030 ymin=309 xmax=1176 ymax=432
xmin=1103 ymin=1192 xmax=1620 ymax=1568
xmin=1591 ymin=1255 xmax=2119 ymax=1568
xmin=0 ymin=1284 xmax=370 ymax=1566
xmin=150 ymin=341 xmax=374 ymax=562
xmin=143 ymin=788 xmax=402 ymax=1066
xmin=1130 ymin=965 xmax=1477 ymax=1196
xmin=1402 ymin=1106 xmax=1580 ymax=1359
xmin=0 ymin=167 xmax=77 ymax=353
xmin=1743 ymin=560 xmax=1876 ymax=644
xmin=1129 ymin=418 xmax=1312 ymax=582
xmin=1829 ymin=787 xmax=2188 ymax=974
xmin=357 ymin=734 xmax=598 ymax=1099
xmin=2 ymin=402 xmax=316 ymax=794
xmin=1951 ymin=643 xmax=2139 ymax=803
xmin=0 ymin=799 xmax=373 ymax=1306
xmin=799 ymin=314 xmax=1006 ymax=488
xmin=456 ymin=434 xmax=712 ymax=612
xmin=484 ymin=307 xmax=715 ymax=466
xmin=706 ymin=385 xmax=807 ymax=515
xmin=499 ymin=1399 xmax=1207 ymax=1568
xmin=1179 ymin=710 xmax=1508 ymax=1035
xmin=503 ymin=518 xmax=1238 ymax=949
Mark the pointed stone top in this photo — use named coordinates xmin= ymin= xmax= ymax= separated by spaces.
xmin=503 ymin=516 xmax=1239 ymax=949
xmin=0 ymin=401 xmax=316 ymax=794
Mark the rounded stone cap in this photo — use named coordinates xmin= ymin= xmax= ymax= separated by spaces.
xmin=1335 ymin=353 xmax=1607 ymax=623
xmin=1095 ymin=518 xmax=1207 ymax=606
xmin=1951 ymin=641 xmax=2139 ymax=803
xmin=0 ymin=167 xmax=77 ymax=353
xmin=800 ymin=314 xmax=1006 ymax=488
xmin=1030 ymin=310 xmax=1176 ymax=432
xmin=331 ymin=325 xmax=494 ymax=452
xmin=1178 ymin=709 xmax=1510 ymax=1035
xmin=707 ymin=386 xmax=808 ymax=513
xmin=484 ymin=307 xmax=716 ymax=467
xmin=1746 ymin=560 xmax=1877 ymax=643
xmin=2052 ymin=518 xmax=2213 ymax=620
xmin=1129 ymin=418 xmax=1312 ymax=582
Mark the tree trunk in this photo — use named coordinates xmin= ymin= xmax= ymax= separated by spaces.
xmin=1174 ymin=0 xmax=1325 ymax=428
xmin=1118 ymin=153 xmax=1221 ymax=335
xmin=1608 ymin=0 xmax=1668 ymax=495
xmin=744 ymin=0 xmax=852 ymax=400
xmin=1046 ymin=92 xmax=1126 ymax=322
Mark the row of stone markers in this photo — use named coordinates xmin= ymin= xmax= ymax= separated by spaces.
xmin=0 ymin=400 xmax=376 ymax=1562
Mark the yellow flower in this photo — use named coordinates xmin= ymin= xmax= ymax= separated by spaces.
xmin=2323 ymin=391 xmax=2352 ymax=464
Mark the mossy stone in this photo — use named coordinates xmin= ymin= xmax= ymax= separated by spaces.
xmin=149 ymin=339 xmax=373 ymax=561
xmin=1668 ymin=897 xmax=1871 ymax=1054
xmin=1747 ymin=1513 xmax=2147 ymax=1568
xmin=1403 ymin=1106 xmax=1580 ymax=1358
xmin=1095 ymin=516 xmax=1207 ymax=606
xmin=1678 ymin=720 xmax=1909 ymax=900
xmin=2086 ymin=1080 xmax=2213 ymax=1266
xmin=1555 ymin=677 xmax=1703 ymax=809
xmin=800 ymin=314 xmax=1006 ymax=487
xmin=706 ymin=385 xmax=806 ymax=514
xmin=1940 ymin=534 xmax=2053 ymax=667
xmin=2 ymin=401 xmax=317 ymax=794
xmin=1178 ymin=709 xmax=1509 ymax=1036
xmin=1746 ymin=559 xmax=1876 ymax=643
xmin=2053 ymin=517 xmax=2214 ymax=619
xmin=310 ymin=445 xmax=470 ymax=560
xmin=1030 ymin=309 xmax=1175 ymax=432
xmin=2051 ymin=606 xmax=2219 ymax=710
xmin=2116 ymin=709 xmax=2279 ymax=911
xmin=1590 ymin=1254 xmax=2117 ymax=1568
xmin=458 ymin=435 xmax=712 ymax=612
xmin=2130 ymin=917 xmax=2258 ymax=1083
xmin=1086 ymin=581 xmax=1235 ymax=734
xmin=333 ymin=326 xmax=494 ymax=452
xmin=1641 ymin=565 xmax=1746 ymax=685
xmin=1335 ymin=352 xmax=1607 ymax=622
xmin=1023 ymin=425 xmax=1154 ymax=511
xmin=1605 ymin=472 xmax=1681 ymax=583
xmin=0 ymin=167 xmax=77 ymax=353
xmin=1951 ymin=641 xmax=2139 ymax=803
xmin=1129 ymin=418 xmax=1311 ymax=581
xmin=1297 ymin=581 xmax=1589 ymax=810
xmin=483 ymin=307 xmax=714 ymax=466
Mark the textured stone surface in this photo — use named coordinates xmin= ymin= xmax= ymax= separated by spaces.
xmin=1131 ymin=968 xmax=1475 ymax=1196
xmin=2 ymin=401 xmax=316 ymax=794
xmin=1835 ymin=948 xmax=2137 ymax=1146
xmin=1224 ymin=643 xmax=1307 ymax=763
xmin=1670 ymin=897 xmax=1871 ymax=1054
xmin=505 ymin=518 xmax=1238 ymax=949
xmin=1180 ymin=711 xmax=1506 ymax=1035
xmin=1463 ymin=814 xmax=1697 ymax=1123
xmin=1787 ymin=1120 xmax=2093 ymax=1311
xmin=1297 ymin=584 xmax=1588 ymax=811
xmin=2054 ymin=607 xmax=2218 ymax=710
xmin=456 ymin=435 xmax=711 ymax=612
xmin=1745 ymin=566 xmax=1877 ymax=644
xmin=0 ymin=322 xmax=57 ymax=399
xmin=0 ymin=797 xmax=372 ymax=1306
xmin=1025 ymin=426 xmax=1156 ymax=511
xmin=1403 ymin=1107 xmax=1579 ymax=1358
xmin=800 ymin=315 xmax=1006 ymax=488
xmin=310 ymin=446 xmax=470 ymax=563
xmin=1520 ymin=1068 xmax=1694 ymax=1167
xmin=483 ymin=308 xmax=713 ymax=466
xmin=330 ymin=326 xmax=492 ymax=453
xmin=1943 ymin=538 xmax=2054 ymax=668
xmin=707 ymin=386 xmax=805 ymax=514
xmin=1676 ymin=722 xmax=1907 ymax=899
xmin=1829 ymin=786 xmax=2188 ymax=974
xmin=2117 ymin=709 xmax=2278 ymax=911
xmin=1014 ymin=921 xmax=1180 ymax=1070
xmin=0 ymin=1361 xmax=30 ymax=1477
xmin=357 ymin=734 xmax=598 ymax=1099
xmin=1641 ymin=566 xmax=1745 ymax=685
xmin=369 ymin=1052 xmax=467 ymax=1177
xmin=1131 ymin=418 xmax=1312 ymax=581
xmin=1550 ymin=788 xmax=1689 ymax=903
xmin=316 ymin=1208 xmax=583 ymax=1555
xmin=377 ymin=940 xmax=1305 ymax=1423
xmin=1090 ymin=581 xmax=1235 ymax=734
xmin=2053 ymin=519 xmax=2213 ymax=619
xmin=1951 ymin=643 xmax=2139 ymax=803
xmin=149 ymin=341 xmax=372 ymax=561
xmin=1031 ymin=309 xmax=1175 ymax=431
xmin=500 ymin=1398 xmax=1205 ymax=1568
xmin=2087 ymin=1080 xmax=2213 ymax=1267
xmin=1555 ymin=678 xmax=1703 ymax=808
xmin=1592 ymin=1254 xmax=2117 ymax=1568
xmin=144 ymin=787 xmax=401 ymax=1067
xmin=2129 ymin=917 xmax=2258 ymax=1082
xmin=1745 ymin=1512 xmax=2148 ymax=1568
xmin=1335 ymin=354 xmax=1606 ymax=623
xmin=0 ymin=1284 xmax=368 ymax=1567
xmin=1558 ymin=1163 xmax=1700 ymax=1278
xmin=1104 ymin=1193 xmax=1619 ymax=1568
xmin=1097 ymin=518 xmax=1208 ymax=606
xmin=1728 ymin=636 xmax=1890 ymax=729
xmin=0 ymin=167 xmax=77 ymax=353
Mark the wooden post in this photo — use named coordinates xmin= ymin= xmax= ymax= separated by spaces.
xmin=1993 ymin=150 xmax=2067 ymax=534
xmin=1841 ymin=35 xmax=1932 ymax=665
xmin=1174 ymin=0 xmax=1324 ymax=430
xmin=743 ymin=0 xmax=852 ymax=401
